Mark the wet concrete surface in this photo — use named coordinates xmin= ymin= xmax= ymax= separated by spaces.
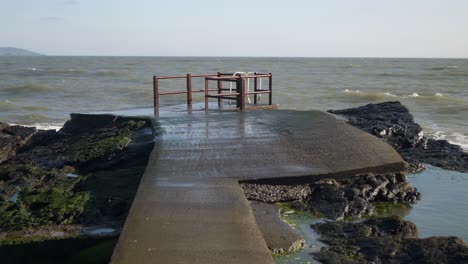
xmin=111 ymin=110 xmax=405 ymax=264
xmin=250 ymin=201 xmax=305 ymax=254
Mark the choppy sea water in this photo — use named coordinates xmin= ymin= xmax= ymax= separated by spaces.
xmin=1 ymin=56 xmax=467 ymax=149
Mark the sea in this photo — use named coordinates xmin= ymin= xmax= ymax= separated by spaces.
xmin=1 ymin=56 xmax=467 ymax=260
xmin=1 ymin=56 xmax=467 ymax=149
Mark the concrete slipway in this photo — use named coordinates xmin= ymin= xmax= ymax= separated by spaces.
xmin=111 ymin=110 xmax=404 ymax=264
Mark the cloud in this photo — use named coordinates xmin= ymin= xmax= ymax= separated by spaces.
xmin=63 ymin=0 xmax=77 ymax=5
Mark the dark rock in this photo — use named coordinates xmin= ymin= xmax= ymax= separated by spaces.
xmin=311 ymin=216 xmax=468 ymax=264
xmin=329 ymin=101 xmax=468 ymax=173
xmin=0 ymin=114 xmax=156 ymax=232
xmin=240 ymin=183 xmax=311 ymax=203
xmin=292 ymin=173 xmax=420 ymax=220
xmin=0 ymin=122 xmax=37 ymax=164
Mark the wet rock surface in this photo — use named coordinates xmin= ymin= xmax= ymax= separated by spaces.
xmin=243 ymin=173 xmax=420 ymax=221
xmin=311 ymin=216 xmax=468 ymax=264
xmin=240 ymin=183 xmax=311 ymax=203
xmin=329 ymin=101 xmax=468 ymax=173
xmin=0 ymin=114 xmax=155 ymax=234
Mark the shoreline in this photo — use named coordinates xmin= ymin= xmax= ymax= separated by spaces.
xmin=1 ymin=101 xmax=467 ymax=263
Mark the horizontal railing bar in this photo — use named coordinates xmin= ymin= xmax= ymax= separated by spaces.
xmin=206 ymin=95 xmax=238 ymax=100
xmin=247 ymin=91 xmax=271 ymax=95
xmin=159 ymin=89 xmax=218 ymax=95
xmin=190 ymin=74 xmax=218 ymax=77
xmin=155 ymin=74 xmax=219 ymax=80
xmin=155 ymin=76 xmax=186 ymax=80
xmin=240 ymin=75 xmax=272 ymax=79
xmin=159 ymin=91 xmax=188 ymax=95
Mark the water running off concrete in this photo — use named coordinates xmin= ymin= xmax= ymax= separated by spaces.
xmin=111 ymin=110 xmax=404 ymax=264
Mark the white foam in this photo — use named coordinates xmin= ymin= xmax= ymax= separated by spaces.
xmin=34 ymin=123 xmax=64 ymax=131
xmin=409 ymin=93 xmax=420 ymax=97
xmin=343 ymin=89 xmax=360 ymax=93
xmin=435 ymin=93 xmax=444 ymax=97
xmin=432 ymin=131 xmax=468 ymax=151
xmin=384 ymin=92 xmax=398 ymax=97
xmin=7 ymin=122 xmax=64 ymax=131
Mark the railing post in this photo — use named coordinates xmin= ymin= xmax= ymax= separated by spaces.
xmin=204 ymin=77 xmax=209 ymax=110
xmin=153 ymin=76 xmax=159 ymax=114
xmin=217 ymin=72 xmax=223 ymax=107
xmin=186 ymin=73 xmax=192 ymax=106
xmin=240 ymin=77 xmax=246 ymax=111
xmin=268 ymin=73 xmax=272 ymax=105
xmin=254 ymin=72 xmax=258 ymax=104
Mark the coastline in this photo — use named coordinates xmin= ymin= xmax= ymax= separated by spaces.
xmin=0 ymin=101 xmax=467 ymax=263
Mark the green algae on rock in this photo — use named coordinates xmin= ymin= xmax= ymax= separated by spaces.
xmin=0 ymin=113 xmax=156 ymax=243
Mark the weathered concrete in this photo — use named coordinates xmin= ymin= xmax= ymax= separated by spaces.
xmin=251 ymin=201 xmax=305 ymax=254
xmin=111 ymin=110 xmax=405 ymax=263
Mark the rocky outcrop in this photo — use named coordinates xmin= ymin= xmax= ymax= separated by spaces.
xmin=0 ymin=122 xmax=37 ymax=163
xmin=311 ymin=216 xmax=468 ymax=264
xmin=329 ymin=101 xmax=468 ymax=173
xmin=240 ymin=183 xmax=311 ymax=203
xmin=242 ymin=173 xmax=420 ymax=221
xmin=0 ymin=114 xmax=155 ymax=232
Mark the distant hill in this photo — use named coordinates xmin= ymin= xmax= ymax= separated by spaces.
xmin=0 ymin=47 xmax=44 ymax=56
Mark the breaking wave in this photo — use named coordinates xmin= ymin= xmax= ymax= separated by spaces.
xmin=432 ymin=131 xmax=468 ymax=151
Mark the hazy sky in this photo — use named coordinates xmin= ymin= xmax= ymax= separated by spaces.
xmin=1 ymin=0 xmax=467 ymax=57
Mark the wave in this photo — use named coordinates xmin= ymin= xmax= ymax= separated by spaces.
xmin=0 ymin=99 xmax=16 ymax=110
xmin=45 ymin=68 xmax=87 ymax=75
xmin=342 ymin=90 xmax=465 ymax=103
xmin=340 ymin=64 xmax=361 ymax=69
xmin=94 ymin=71 xmax=134 ymax=78
xmin=22 ymin=105 xmax=50 ymax=111
xmin=7 ymin=122 xmax=64 ymax=131
xmin=429 ymin=66 xmax=459 ymax=71
xmin=1 ymin=84 xmax=52 ymax=94
xmin=432 ymin=131 xmax=468 ymax=151
xmin=342 ymin=89 xmax=399 ymax=100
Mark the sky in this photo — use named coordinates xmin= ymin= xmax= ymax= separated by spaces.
xmin=1 ymin=0 xmax=467 ymax=57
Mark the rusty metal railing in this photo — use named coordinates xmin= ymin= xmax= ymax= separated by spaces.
xmin=153 ymin=72 xmax=272 ymax=113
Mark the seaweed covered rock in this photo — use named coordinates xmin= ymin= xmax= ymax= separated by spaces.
xmin=329 ymin=101 xmax=468 ymax=173
xmin=311 ymin=216 xmax=468 ymax=264
xmin=0 ymin=114 xmax=155 ymax=233
xmin=8 ymin=114 xmax=152 ymax=170
xmin=291 ymin=173 xmax=420 ymax=220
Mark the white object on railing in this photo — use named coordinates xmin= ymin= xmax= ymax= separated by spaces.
xmin=229 ymin=71 xmax=255 ymax=104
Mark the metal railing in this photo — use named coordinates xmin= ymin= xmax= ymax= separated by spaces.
xmin=153 ymin=72 xmax=272 ymax=112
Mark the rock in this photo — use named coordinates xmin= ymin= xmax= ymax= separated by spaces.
xmin=240 ymin=183 xmax=311 ymax=203
xmin=0 ymin=122 xmax=37 ymax=164
xmin=250 ymin=201 xmax=305 ymax=254
xmin=311 ymin=216 xmax=468 ymax=264
xmin=329 ymin=101 xmax=468 ymax=173
xmin=292 ymin=173 xmax=420 ymax=220
xmin=0 ymin=114 xmax=156 ymax=233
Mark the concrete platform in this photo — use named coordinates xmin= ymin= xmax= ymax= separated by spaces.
xmin=111 ymin=110 xmax=405 ymax=264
